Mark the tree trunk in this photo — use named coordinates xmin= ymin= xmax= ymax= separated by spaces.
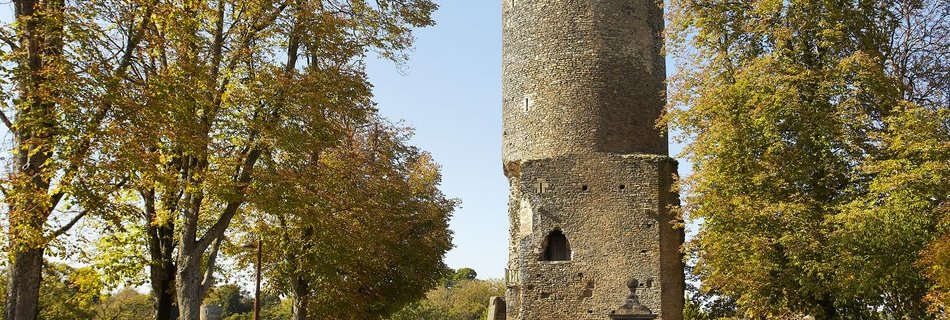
xmin=175 ymin=252 xmax=203 ymax=320
xmin=6 ymin=0 xmax=64 ymax=318
xmin=150 ymin=256 xmax=177 ymax=320
xmin=5 ymin=248 xmax=43 ymax=320
xmin=291 ymin=277 xmax=309 ymax=320
xmin=146 ymin=190 xmax=179 ymax=320
xmin=155 ymin=274 xmax=177 ymax=320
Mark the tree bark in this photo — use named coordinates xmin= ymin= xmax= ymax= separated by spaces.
xmin=175 ymin=252 xmax=203 ymax=320
xmin=291 ymin=277 xmax=309 ymax=320
xmin=154 ymin=269 xmax=178 ymax=320
xmin=149 ymin=223 xmax=178 ymax=320
xmin=5 ymin=249 xmax=43 ymax=320
xmin=144 ymin=188 xmax=179 ymax=320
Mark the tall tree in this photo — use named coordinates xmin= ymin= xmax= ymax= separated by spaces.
xmin=0 ymin=264 xmax=105 ymax=320
xmin=93 ymin=1 xmax=436 ymax=319
xmin=231 ymin=120 xmax=455 ymax=320
xmin=1 ymin=1 xmax=152 ymax=319
xmin=665 ymin=0 xmax=950 ymax=318
xmin=387 ymin=273 xmax=505 ymax=320
xmin=94 ymin=288 xmax=155 ymax=320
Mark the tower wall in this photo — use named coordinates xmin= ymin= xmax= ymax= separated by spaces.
xmin=501 ymin=1 xmax=683 ymax=319
xmin=502 ymin=0 xmax=667 ymax=164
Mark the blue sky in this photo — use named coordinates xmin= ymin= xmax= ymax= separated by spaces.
xmin=366 ymin=1 xmax=508 ymax=279
xmin=366 ymin=1 xmax=690 ymax=279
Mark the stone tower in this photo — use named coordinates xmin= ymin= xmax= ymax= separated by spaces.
xmin=501 ymin=1 xmax=684 ymax=319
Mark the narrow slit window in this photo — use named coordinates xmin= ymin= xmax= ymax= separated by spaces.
xmin=541 ymin=230 xmax=571 ymax=261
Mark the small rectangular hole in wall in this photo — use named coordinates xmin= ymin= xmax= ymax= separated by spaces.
xmin=619 ymin=184 xmax=626 ymax=191
xmin=581 ymin=289 xmax=593 ymax=298
xmin=522 ymin=94 xmax=534 ymax=112
xmin=581 ymin=185 xmax=589 ymax=192
xmin=540 ymin=292 xmax=551 ymax=299
xmin=536 ymin=180 xmax=548 ymax=194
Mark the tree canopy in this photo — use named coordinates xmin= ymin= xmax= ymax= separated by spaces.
xmin=1 ymin=0 xmax=444 ymax=319
xmin=666 ymin=0 xmax=950 ymax=318
xmin=388 ymin=268 xmax=504 ymax=320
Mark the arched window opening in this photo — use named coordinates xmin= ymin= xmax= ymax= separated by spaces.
xmin=542 ymin=230 xmax=571 ymax=261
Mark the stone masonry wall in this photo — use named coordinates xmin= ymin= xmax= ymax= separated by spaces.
xmin=504 ymin=154 xmax=682 ymax=320
xmin=501 ymin=0 xmax=667 ymax=164
xmin=501 ymin=0 xmax=682 ymax=319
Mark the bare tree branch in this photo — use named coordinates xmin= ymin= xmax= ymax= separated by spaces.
xmin=50 ymin=209 xmax=88 ymax=238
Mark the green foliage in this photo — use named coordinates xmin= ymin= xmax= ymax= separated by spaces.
xmin=41 ymin=265 xmax=103 ymax=320
xmin=437 ymin=267 xmax=480 ymax=289
xmin=666 ymin=0 xmax=950 ymax=318
xmin=684 ymin=264 xmax=737 ymax=320
xmin=0 ymin=263 xmax=105 ymax=320
xmin=208 ymin=290 xmax=290 ymax=320
xmin=93 ymin=223 xmax=150 ymax=289
xmin=55 ymin=0 xmax=443 ymax=317
xmin=0 ymin=0 xmax=148 ymax=317
xmin=443 ymin=268 xmax=479 ymax=288
xmin=3 ymin=0 xmax=443 ymax=318
xmin=229 ymin=119 xmax=457 ymax=319
xmin=204 ymin=284 xmax=253 ymax=318
xmin=388 ymin=277 xmax=505 ymax=320
xmin=95 ymin=288 xmax=154 ymax=320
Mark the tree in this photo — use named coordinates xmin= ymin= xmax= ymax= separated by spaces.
xmin=95 ymin=288 xmax=154 ymax=320
xmin=36 ymin=264 xmax=103 ymax=320
xmin=1 ymin=1 xmax=151 ymax=318
xmin=230 ymin=119 xmax=455 ymax=320
xmin=387 ymin=276 xmax=505 ymax=320
xmin=443 ymin=268 xmax=478 ymax=288
xmin=683 ymin=258 xmax=736 ymax=320
xmin=0 ymin=263 xmax=104 ymax=320
xmin=84 ymin=1 xmax=437 ymax=319
xmin=200 ymin=285 xmax=290 ymax=320
xmin=665 ymin=0 xmax=950 ymax=318
xmin=203 ymin=284 xmax=252 ymax=318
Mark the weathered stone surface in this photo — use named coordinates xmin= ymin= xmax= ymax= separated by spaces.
xmin=501 ymin=0 xmax=668 ymax=163
xmin=199 ymin=304 xmax=222 ymax=320
xmin=489 ymin=296 xmax=508 ymax=320
xmin=501 ymin=1 xmax=684 ymax=320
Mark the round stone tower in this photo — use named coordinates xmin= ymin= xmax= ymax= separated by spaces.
xmin=501 ymin=1 xmax=684 ymax=320
xmin=502 ymin=0 xmax=667 ymax=164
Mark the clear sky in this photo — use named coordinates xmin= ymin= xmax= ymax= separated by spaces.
xmin=366 ymin=1 xmax=690 ymax=280
xmin=366 ymin=1 xmax=509 ymax=279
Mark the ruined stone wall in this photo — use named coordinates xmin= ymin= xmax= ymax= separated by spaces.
xmin=504 ymin=155 xmax=682 ymax=320
xmin=501 ymin=0 xmax=667 ymax=164
xmin=501 ymin=0 xmax=683 ymax=319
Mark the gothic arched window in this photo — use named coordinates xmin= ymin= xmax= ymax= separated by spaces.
xmin=542 ymin=230 xmax=571 ymax=261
